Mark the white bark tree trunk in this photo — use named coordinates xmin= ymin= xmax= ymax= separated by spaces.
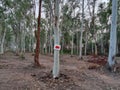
xmin=79 ymin=0 xmax=84 ymax=59
xmin=53 ymin=0 xmax=60 ymax=78
xmin=84 ymin=31 xmax=88 ymax=55
xmin=108 ymin=0 xmax=118 ymax=67
xmin=0 ymin=29 xmax=6 ymax=54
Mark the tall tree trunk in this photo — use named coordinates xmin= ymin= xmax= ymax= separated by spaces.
xmin=49 ymin=0 xmax=54 ymax=55
xmin=20 ymin=21 xmax=26 ymax=55
xmin=92 ymin=42 xmax=94 ymax=54
xmin=50 ymin=27 xmax=53 ymax=55
xmin=44 ymin=30 xmax=48 ymax=54
xmin=71 ymin=33 xmax=74 ymax=56
xmin=34 ymin=0 xmax=42 ymax=66
xmin=84 ymin=31 xmax=88 ymax=55
xmin=92 ymin=0 xmax=96 ymax=55
xmin=79 ymin=0 xmax=84 ymax=59
xmin=0 ymin=29 xmax=6 ymax=54
xmin=108 ymin=0 xmax=118 ymax=67
xmin=77 ymin=32 xmax=79 ymax=55
xmin=52 ymin=0 xmax=60 ymax=78
xmin=100 ymin=30 xmax=104 ymax=55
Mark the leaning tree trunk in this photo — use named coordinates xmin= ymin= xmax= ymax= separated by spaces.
xmin=34 ymin=0 xmax=42 ymax=66
xmin=108 ymin=0 xmax=118 ymax=68
xmin=52 ymin=0 xmax=60 ymax=78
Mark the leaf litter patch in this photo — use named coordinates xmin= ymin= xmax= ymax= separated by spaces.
xmin=33 ymin=71 xmax=81 ymax=89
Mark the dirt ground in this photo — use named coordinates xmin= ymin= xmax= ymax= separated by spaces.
xmin=0 ymin=52 xmax=120 ymax=90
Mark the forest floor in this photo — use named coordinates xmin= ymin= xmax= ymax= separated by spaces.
xmin=0 ymin=52 xmax=120 ymax=90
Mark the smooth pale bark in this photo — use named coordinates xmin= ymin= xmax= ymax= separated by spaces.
xmin=21 ymin=22 xmax=26 ymax=54
xmin=34 ymin=0 xmax=42 ymax=66
xmin=84 ymin=31 xmax=88 ymax=55
xmin=108 ymin=0 xmax=118 ymax=67
xmin=79 ymin=0 xmax=84 ymax=59
xmin=0 ymin=29 xmax=6 ymax=54
xmin=53 ymin=0 xmax=60 ymax=78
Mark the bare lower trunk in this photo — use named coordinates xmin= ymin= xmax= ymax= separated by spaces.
xmin=92 ymin=42 xmax=94 ymax=54
xmin=95 ymin=43 xmax=97 ymax=55
xmin=0 ymin=29 xmax=6 ymax=54
xmin=53 ymin=0 xmax=60 ymax=78
xmin=34 ymin=0 xmax=42 ymax=66
xmin=108 ymin=0 xmax=118 ymax=68
xmin=84 ymin=32 xmax=88 ymax=55
xmin=71 ymin=33 xmax=74 ymax=56
xmin=100 ymin=32 xmax=104 ymax=54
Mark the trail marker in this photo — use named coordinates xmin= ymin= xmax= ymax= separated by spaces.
xmin=54 ymin=45 xmax=61 ymax=50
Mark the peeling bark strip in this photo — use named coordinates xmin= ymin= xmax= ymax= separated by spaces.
xmin=34 ymin=0 xmax=42 ymax=66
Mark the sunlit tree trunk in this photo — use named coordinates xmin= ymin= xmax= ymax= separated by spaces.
xmin=108 ymin=0 xmax=118 ymax=67
xmin=53 ymin=0 xmax=60 ymax=78
xmin=34 ymin=0 xmax=42 ymax=66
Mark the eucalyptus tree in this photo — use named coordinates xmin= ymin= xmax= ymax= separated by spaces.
xmin=42 ymin=0 xmax=55 ymax=55
xmin=117 ymin=0 xmax=120 ymax=55
xmin=34 ymin=0 xmax=42 ymax=66
xmin=52 ymin=0 xmax=60 ymax=78
xmin=0 ymin=0 xmax=36 ymax=56
xmin=60 ymin=0 xmax=81 ymax=55
xmin=79 ymin=0 xmax=84 ymax=59
xmin=108 ymin=0 xmax=118 ymax=68
xmin=97 ymin=2 xmax=111 ymax=55
xmin=86 ymin=0 xmax=98 ymax=55
xmin=0 ymin=0 xmax=12 ymax=54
